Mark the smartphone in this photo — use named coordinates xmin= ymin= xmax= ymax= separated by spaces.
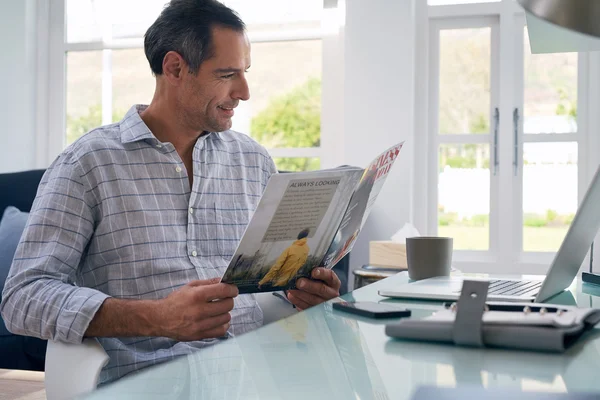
xmin=332 ymin=301 xmax=411 ymax=319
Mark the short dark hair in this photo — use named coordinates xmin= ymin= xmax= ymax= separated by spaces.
xmin=297 ymin=228 xmax=310 ymax=240
xmin=144 ymin=0 xmax=245 ymax=76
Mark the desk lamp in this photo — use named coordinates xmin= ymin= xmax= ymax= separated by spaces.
xmin=518 ymin=0 xmax=600 ymax=39
xmin=517 ymin=0 xmax=600 ymax=285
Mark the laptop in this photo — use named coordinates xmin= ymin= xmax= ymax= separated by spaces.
xmin=379 ymin=163 xmax=600 ymax=303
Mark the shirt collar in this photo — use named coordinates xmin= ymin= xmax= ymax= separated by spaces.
xmin=119 ymin=104 xmax=220 ymax=144
xmin=119 ymin=104 xmax=157 ymax=144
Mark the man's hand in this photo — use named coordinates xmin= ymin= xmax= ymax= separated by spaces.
xmin=286 ymin=268 xmax=341 ymax=311
xmin=156 ymin=278 xmax=238 ymax=341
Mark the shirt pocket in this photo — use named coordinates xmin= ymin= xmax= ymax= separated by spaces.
xmin=213 ymin=201 xmax=252 ymax=262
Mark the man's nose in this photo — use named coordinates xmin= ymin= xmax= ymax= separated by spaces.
xmin=233 ymin=75 xmax=250 ymax=101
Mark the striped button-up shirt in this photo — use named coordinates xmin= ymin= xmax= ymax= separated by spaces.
xmin=0 ymin=104 xmax=277 ymax=384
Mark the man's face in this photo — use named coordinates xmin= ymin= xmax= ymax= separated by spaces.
xmin=179 ymin=26 xmax=251 ymax=132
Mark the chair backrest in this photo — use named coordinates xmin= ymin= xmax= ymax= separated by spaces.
xmin=0 ymin=170 xmax=48 ymax=371
xmin=0 ymin=169 xmax=46 ymax=216
xmin=44 ymin=338 xmax=109 ymax=400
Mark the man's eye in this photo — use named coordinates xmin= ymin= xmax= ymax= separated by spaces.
xmin=222 ymin=73 xmax=234 ymax=79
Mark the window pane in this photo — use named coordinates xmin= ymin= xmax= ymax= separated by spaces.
xmin=439 ymin=28 xmax=491 ymax=134
xmin=66 ymin=51 xmax=102 ymax=145
xmin=232 ymin=40 xmax=322 ymax=148
xmin=437 ymin=144 xmax=490 ymax=250
xmin=222 ymin=0 xmax=322 ymax=35
xmin=67 ymin=0 xmax=321 ymax=43
xmin=273 ymin=158 xmax=320 ymax=172
xmin=66 ymin=0 xmax=169 ymax=43
xmin=522 ymin=143 xmax=577 ymax=252
xmin=523 ymin=27 xmax=578 ymax=134
xmin=112 ymin=49 xmax=155 ymax=121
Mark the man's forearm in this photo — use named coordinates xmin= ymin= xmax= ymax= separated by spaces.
xmin=85 ymin=297 xmax=162 ymax=338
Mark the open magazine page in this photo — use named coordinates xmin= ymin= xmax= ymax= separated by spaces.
xmin=221 ymin=168 xmax=363 ymax=294
xmin=320 ymin=142 xmax=404 ymax=269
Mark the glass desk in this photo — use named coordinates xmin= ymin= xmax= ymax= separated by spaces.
xmin=84 ymin=272 xmax=600 ymax=399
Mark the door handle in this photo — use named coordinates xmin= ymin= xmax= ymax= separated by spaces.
xmin=493 ymin=107 xmax=499 ymax=175
xmin=513 ymin=108 xmax=520 ymax=176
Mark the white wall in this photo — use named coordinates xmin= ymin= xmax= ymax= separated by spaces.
xmin=0 ymin=0 xmax=38 ymax=173
xmin=340 ymin=0 xmax=416 ymax=271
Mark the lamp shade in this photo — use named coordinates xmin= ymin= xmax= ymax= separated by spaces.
xmin=517 ymin=0 xmax=600 ymax=39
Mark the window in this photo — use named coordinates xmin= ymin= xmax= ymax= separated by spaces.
xmin=60 ymin=0 xmax=323 ymax=172
xmin=427 ymin=0 xmax=590 ymax=273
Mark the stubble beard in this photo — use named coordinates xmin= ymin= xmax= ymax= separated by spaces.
xmin=206 ymin=112 xmax=232 ymax=133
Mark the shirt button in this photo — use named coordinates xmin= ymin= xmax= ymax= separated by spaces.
xmin=191 ymin=250 xmax=197 ymax=257
xmin=189 ymin=207 xmax=194 ymax=215
xmin=156 ymin=144 xmax=163 ymax=148
xmin=175 ymin=166 xmax=182 ymax=173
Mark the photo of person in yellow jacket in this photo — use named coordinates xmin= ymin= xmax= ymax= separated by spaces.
xmin=258 ymin=228 xmax=311 ymax=289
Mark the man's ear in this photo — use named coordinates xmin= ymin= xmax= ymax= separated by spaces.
xmin=162 ymin=51 xmax=185 ymax=85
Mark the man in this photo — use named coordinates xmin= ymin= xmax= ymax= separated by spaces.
xmin=258 ymin=228 xmax=310 ymax=290
xmin=0 ymin=0 xmax=340 ymax=385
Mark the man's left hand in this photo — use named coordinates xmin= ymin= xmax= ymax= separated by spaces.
xmin=286 ymin=268 xmax=341 ymax=311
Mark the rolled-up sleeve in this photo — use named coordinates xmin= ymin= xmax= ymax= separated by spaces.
xmin=0 ymin=153 xmax=110 ymax=343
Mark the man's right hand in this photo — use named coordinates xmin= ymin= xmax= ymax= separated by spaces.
xmin=156 ymin=278 xmax=238 ymax=341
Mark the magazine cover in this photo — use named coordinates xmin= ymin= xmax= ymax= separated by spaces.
xmin=221 ymin=169 xmax=363 ymax=293
xmin=320 ymin=142 xmax=404 ymax=269
xmin=220 ymin=142 xmax=404 ymax=294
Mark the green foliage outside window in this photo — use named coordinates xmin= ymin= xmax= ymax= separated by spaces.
xmin=251 ymin=77 xmax=321 ymax=172
xmin=555 ymin=87 xmax=577 ymax=118
xmin=272 ymin=157 xmax=320 ymax=172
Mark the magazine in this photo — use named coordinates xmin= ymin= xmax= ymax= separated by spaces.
xmin=221 ymin=142 xmax=404 ymax=294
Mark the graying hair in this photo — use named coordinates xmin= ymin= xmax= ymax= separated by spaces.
xmin=144 ymin=0 xmax=245 ymax=75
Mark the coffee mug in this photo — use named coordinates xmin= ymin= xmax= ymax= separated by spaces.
xmin=405 ymin=236 xmax=453 ymax=281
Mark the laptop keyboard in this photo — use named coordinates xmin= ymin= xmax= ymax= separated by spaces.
xmin=486 ymin=279 xmax=542 ymax=297
xmin=454 ymin=279 xmax=541 ymax=297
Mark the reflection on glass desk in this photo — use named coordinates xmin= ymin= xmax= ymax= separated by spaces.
xmin=411 ymin=386 xmax=600 ymax=399
xmin=84 ymin=272 xmax=600 ymax=400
